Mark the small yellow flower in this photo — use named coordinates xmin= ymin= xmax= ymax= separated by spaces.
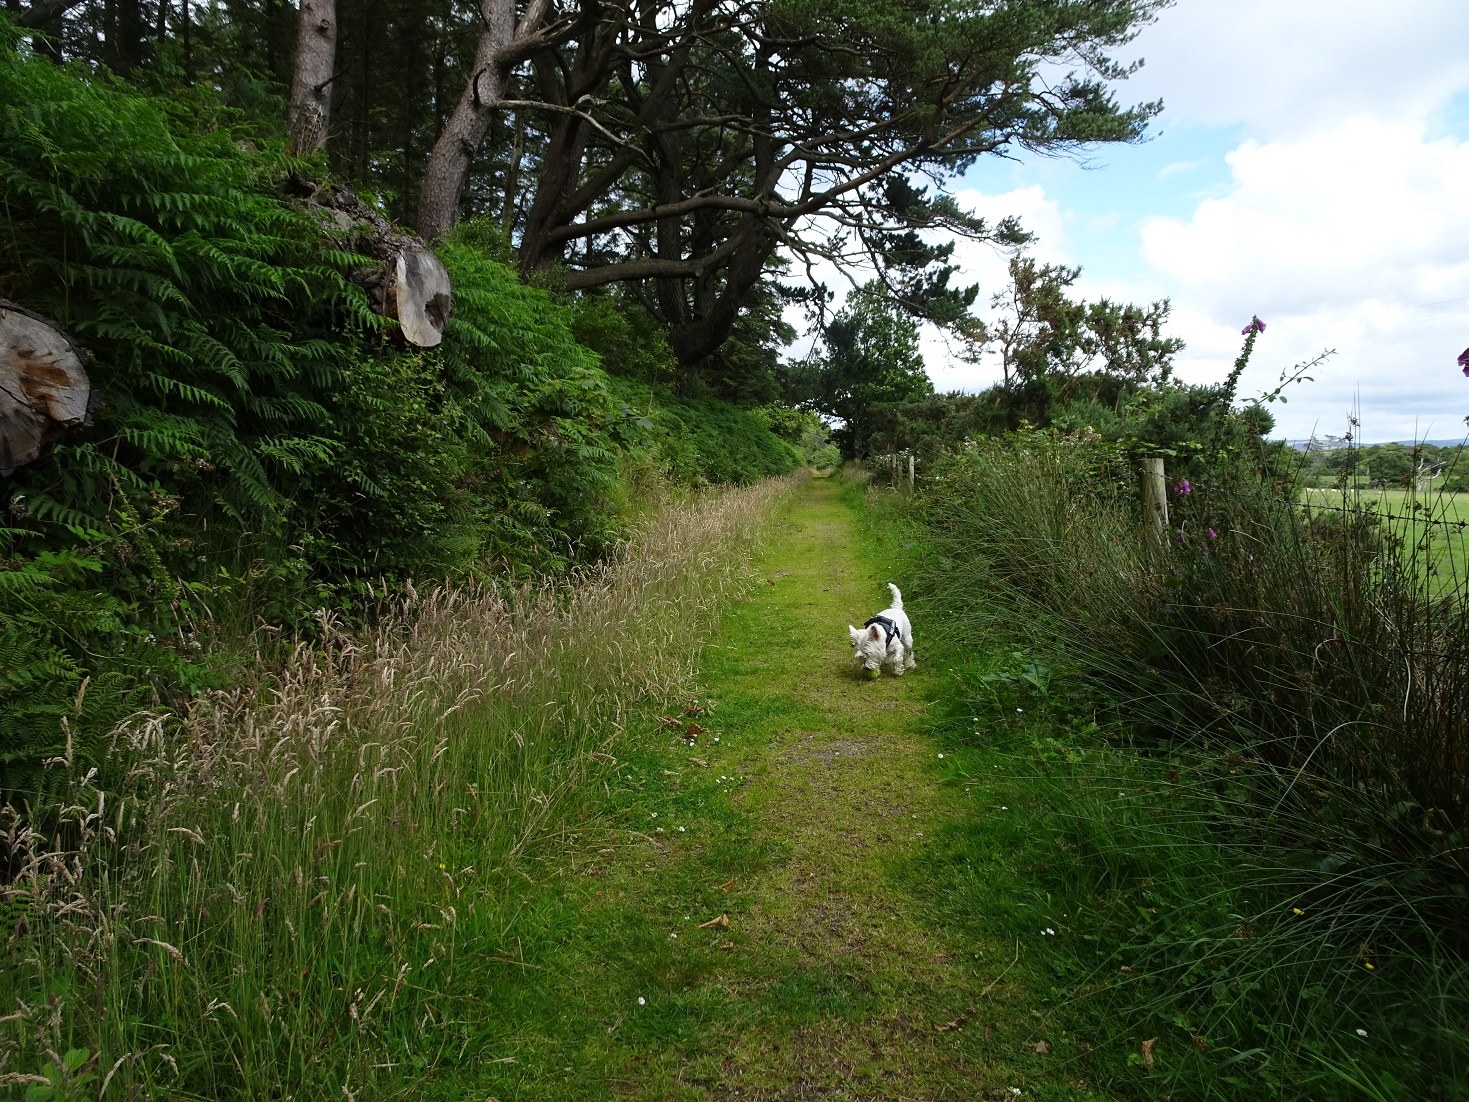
xmin=439 ymin=863 xmax=446 ymax=870
xmin=1364 ymin=962 xmax=1375 ymax=970
xmin=1292 ymin=907 xmax=1303 ymax=915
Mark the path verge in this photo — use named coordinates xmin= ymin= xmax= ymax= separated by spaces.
xmin=465 ymin=474 xmax=1109 ymax=1101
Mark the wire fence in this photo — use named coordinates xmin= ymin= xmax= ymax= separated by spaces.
xmin=1291 ymin=496 xmax=1469 ymax=531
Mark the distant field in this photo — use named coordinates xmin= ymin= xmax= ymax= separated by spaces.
xmin=1302 ymin=487 xmax=1468 ymax=589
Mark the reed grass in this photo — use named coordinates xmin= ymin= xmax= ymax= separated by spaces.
xmin=0 ymin=476 xmax=796 ymax=1099
xmin=923 ymin=432 xmax=1469 ymax=909
xmin=907 ymin=432 xmax=1469 ymax=1097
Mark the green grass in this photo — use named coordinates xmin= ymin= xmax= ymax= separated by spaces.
xmin=873 ymin=438 xmax=1469 ymax=1102
xmin=0 ymin=481 xmax=791 ymax=1100
xmin=11 ymin=470 xmax=1463 ymax=1099
xmin=1301 ymin=487 xmax=1469 ymax=588
xmin=438 ymin=471 xmax=1115 ymax=1100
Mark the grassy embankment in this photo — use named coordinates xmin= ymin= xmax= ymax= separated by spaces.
xmin=9 ymin=462 xmax=1465 ymax=1101
xmin=873 ymin=440 xmax=1469 ymax=1101
xmin=0 ymin=478 xmax=793 ymax=1099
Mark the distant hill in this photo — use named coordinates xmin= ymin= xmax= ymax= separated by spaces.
xmin=1283 ymin=438 xmax=1465 ymax=449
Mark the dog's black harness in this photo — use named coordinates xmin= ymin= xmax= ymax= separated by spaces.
xmin=863 ymin=615 xmax=900 ymax=647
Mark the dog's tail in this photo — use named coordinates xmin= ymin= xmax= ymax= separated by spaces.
xmin=887 ymin=582 xmax=903 ymax=610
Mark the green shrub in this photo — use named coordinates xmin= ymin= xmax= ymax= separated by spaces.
xmin=0 ymin=32 xmax=370 ymax=796
xmin=0 ymin=46 xmax=623 ymax=798
xmin=911 ymin=427 xmax=1469 ymax=1098
xmin=606 ymin=379 xmax=800 ymax=486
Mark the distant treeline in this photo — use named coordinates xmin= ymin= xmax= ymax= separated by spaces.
xmin=1297 ymin=438 xmax=1468 ymax=490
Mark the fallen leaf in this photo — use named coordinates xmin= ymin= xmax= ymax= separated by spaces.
xmin=718 ymin=879 xmax=736 ymax=891
xmin=682 ymin=705 xmax=706 ymax=716
xmin=684 ymin=723 xmax=708 ymax=736
xmin=689 ymin=758 xmax=709 ymax=767
xmin=1141 ymin=1037 xmax=1158 ymax=1069
xmin=698 ymin=913 xmax=730 ymax=929
xmin=1190 ymin=1035 xmax=1209 ymax=1051
xmin=660 ymin=716 xmax=681 ymax=728
xmin=934 ymin=1007 xmax=974 ymax=1033
xmin=1034 ymin=1040 xmax=1051 ymax=1054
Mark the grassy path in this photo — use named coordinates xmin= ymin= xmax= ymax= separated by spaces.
xmin=472 ymin=475 xmax=1081 ymax=1100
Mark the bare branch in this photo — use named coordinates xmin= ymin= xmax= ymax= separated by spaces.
xmin=16 ymin=0 xmax=85 ymax=28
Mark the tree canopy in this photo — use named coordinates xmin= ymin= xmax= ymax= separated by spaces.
xmin=790 ymin=284 xmax=933 ymax=457
xmin=4 ymin=0 xmax=1168 ymax=394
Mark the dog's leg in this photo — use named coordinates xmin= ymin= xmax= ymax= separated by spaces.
xmin=890 ymin=642 xmax=906 ymax=676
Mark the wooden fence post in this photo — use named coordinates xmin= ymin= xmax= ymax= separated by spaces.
xmin=907 ymin=453 xmax=914 ymax=493
xmin=1141 ymin=457 xmax=1168 ymax=542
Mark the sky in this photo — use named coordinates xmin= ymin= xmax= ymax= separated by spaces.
xmin=916 ymin=0 xmax=1469 ymax=443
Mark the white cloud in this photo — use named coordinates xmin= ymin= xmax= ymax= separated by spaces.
xmin=1137 ymin=117 xmax=1469 ymax=438
xmin=803 ymin=2 xmax=1469 ymax=440
xmin=928 ymin=117 xmax=1469 ymax=440
xmin=918 ymin=186 xmax=1068 ymax=391
xmin=1120 ymin=0 xmax=1469 ymax=137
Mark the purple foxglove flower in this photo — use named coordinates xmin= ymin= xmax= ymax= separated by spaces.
xmin=1241 ymin=318 xmax=1266 ymax=336
xmin=1172 ymin=479 xmax=1191 ymax=495
xmin=1208 ymin=528 xmax=1217 ymax=539
xmin=1460 ymin=346 xmax=1469 ymax=377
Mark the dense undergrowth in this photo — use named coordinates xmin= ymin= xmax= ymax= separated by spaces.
xmin=860 ymin=411 xmax=1469 ymax=1098
xmin=0 ymin=475 xmax=795 ymax=1099
xmin=0 ymin=35 xmax=797 ymax=802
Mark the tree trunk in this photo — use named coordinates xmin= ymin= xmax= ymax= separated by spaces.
xmin=416 ymin=0 xmax=514 ymax=242
xmin=285 ymin=0 xmax=337 ymax=157
xmin=384 ymin=246 xmax=453 ymax=347
xmin=416 ymin=0 xmax=551 ymax=242
xmin=0 ymin=300 xmax=92 ymax=477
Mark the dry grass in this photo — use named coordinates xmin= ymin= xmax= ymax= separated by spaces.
xmin=0 ymin=475 xmax=798 ymax=1099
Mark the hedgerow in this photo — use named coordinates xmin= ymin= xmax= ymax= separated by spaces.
xmin=0 ymin=37 xmax=797 ymax=803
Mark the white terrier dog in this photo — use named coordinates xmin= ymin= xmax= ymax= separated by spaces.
xmin=849 ymin=583 xmax=915 ymax=677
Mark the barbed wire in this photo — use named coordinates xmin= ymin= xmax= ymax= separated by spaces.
xmin=1290 ymin=497 xmax=1469 ymax=532
xmin=1185 ymin=483 xmax=1469 ymax=532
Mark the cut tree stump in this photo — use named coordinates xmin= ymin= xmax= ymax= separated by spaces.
xmin=291 ymin=181 xmax=453 ymax=348
xmin=386 ymin=245 xmax=453 ymax=347
xmin=0 ymin=300 xmax=92 ymax=477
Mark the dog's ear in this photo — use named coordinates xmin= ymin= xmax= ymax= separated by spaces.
xmin=848 ymin=625 xmax=861 ymax=642
xmin=868 ymin=624 xmax=882 ymax=640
